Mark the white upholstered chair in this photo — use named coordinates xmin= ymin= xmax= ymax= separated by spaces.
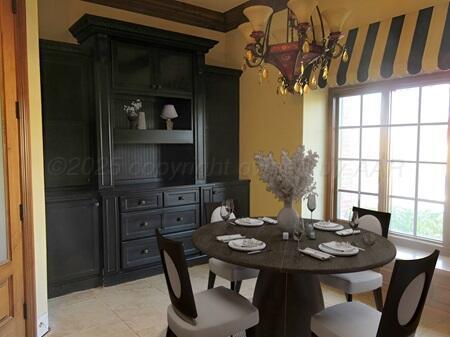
xmin=319 ymin=207 xmax=391 ymax=311
xmin=312 ymin=250 xmax=439 ymax=337
xmin=206 ymin=203 xmax=259 ymax=292
xmin=156 ymin=230 xmax=259 ymax=337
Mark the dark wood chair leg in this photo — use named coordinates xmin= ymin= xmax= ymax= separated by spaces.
xmin=234 ymin=280 xmax=242 ymax=293
xmin=345 ymin=293 xmax=353 ymax=302
xmin=231 ymin=281 xmax=236 ymax=291
xmin=373 ymin=287 xmax=383 ymax=312
xmin=208 ymin=271 xmax=216 ymax=289
xmin=166 ymin=327 xmax=176 ymax=337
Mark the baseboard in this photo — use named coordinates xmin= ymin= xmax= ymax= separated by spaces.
xmin=37 ymin=312 xmax=49 ymax=337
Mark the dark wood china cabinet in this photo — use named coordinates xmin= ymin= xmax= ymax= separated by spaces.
xmin=41 ymin=15 xmax=249 ymax=296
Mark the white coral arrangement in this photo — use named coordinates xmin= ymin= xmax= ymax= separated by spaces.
xmin=254 ymin=146 xmax=319 ymax=203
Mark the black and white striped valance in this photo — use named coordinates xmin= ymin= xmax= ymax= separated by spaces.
xmin=317 ymin=3 xmax=450 ymax=88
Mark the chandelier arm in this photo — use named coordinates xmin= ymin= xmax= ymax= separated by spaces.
xmin=262 ymin=12 xmax=274 ymax=58
xmin=316 ymin=6 xmax=326 ymax=42
xmin=310 ymin=15 xmax=316 ymax=43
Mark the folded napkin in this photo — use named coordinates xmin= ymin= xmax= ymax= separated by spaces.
xmin=299 ymin=247 xmax=333 ymax=260
xmin=322 ymin=241 xmax=356 ymax=252
xmin=216 ymin=234 xmax=245 ymax=243
xmin=336 ymin=229 xmax=361 ymax=236
xmin=315 ymin=221 xmax=341 ymax=229
xmin=259 ymin=217 xmax=278 ymax=224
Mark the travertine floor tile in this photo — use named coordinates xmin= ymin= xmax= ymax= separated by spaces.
xmin=47 ymin=264 xmax=450 ymax=337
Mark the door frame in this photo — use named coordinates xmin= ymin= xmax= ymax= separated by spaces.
xmin=11 ymin=0 xmax=37 ymax=336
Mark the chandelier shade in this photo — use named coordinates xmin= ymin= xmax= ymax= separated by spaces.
xmin=243 ymin=5 xmax=274 ymax=32
xmin=322 ymin=8 xmax=351 ymax=33
xmin=287 ymin=0 xmax=319 ymax=24
xmin=238 ymin=22 xmax=254 ymax=43
xmin=240 ymin=3 xmax=351 ymax=94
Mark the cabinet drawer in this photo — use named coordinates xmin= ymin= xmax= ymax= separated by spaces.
xmin=121 ymin=237 xmax=160 ymax=269
xmin=167 ymin=230 xmax=198 ymax=257
xmin=164 ymin=189 xmax=198 ymax=207
xmin=162 ymin=206 xmax=198 ymax=233
xmin=121 ymin=211 xmax=162 ymax=241
xmin=120 ymin=192 xmax=163 ymax=212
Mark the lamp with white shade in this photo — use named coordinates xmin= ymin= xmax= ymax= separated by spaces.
xmin=161 ymin=105 xmax=178 ymax=130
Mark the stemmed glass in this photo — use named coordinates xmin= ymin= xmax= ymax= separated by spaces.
xmin=349 ymin=210 xmax=359 ymax=235
xmin=293 ymin=218 xmax=305 ymax=252
xmin=220 ymin=199 xmax=234 ymax=223
xmin=307 ymin=194 xmax=317 ymax=225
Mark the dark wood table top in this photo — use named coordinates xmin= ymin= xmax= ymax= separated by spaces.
xmin=192 ymin=221 xmax=397 ymax=274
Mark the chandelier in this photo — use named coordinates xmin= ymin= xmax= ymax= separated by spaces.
xmin=239 ymin=0 xmax=351 ymax=95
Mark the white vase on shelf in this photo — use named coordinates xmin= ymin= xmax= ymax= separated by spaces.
xmin=137 ymin=111 xmax=146 ymax=130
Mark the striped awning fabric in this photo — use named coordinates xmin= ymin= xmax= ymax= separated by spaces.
xmin=320 ymin=3 xmax=450 ymax=88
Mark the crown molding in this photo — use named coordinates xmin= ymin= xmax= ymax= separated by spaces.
xmin=83 ymin=0 xmax=289 ymax=32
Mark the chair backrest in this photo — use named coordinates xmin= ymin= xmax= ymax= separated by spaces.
xmin=204 ymin=200 xmax=237 ymax=223
xmin=156 ymin=229 xmax=197 ymax=322
xmin=377 ymin=250 xmax=439 ymax=337
xmin=352 ymin=207 xmax=391 ymax=238
xmin=210 ymin=206 xmax=236 ymax=223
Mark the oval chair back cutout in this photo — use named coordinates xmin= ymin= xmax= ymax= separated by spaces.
xmin=204 ymin=200 xmax=237 ymax=224
xmin=156 ymin=229 xmax=197 ymax=324
xmin=377 ymin=250 xmax=439 ymax=337
xmin=353 ymin=206 xmax=391 ymax=238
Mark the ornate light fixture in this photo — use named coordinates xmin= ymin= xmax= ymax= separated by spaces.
xmin=239 ymin=0 xmax=351 ymax=95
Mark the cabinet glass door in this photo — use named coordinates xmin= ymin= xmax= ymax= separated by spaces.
xmin=112 ymin=41 xmax=156 ymax=90
xmin=158 ymin=49 xmax=193 ymax=93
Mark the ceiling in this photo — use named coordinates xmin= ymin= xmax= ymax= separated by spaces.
xmin=178 ymin=0 xmax=247 ymax=12
xmin=178 ymin=0 xmax=450 ymax=24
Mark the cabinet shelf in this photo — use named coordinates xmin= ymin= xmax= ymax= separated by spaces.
xmin=114 ymin=129 xmax=194 ymax=144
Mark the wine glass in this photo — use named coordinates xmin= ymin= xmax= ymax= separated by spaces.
xmin=349 ymin=210 xmax=359 ymax=235
xmin=307 ymin=194 xmax=317 ymax=225
xmin=293 ymin=218 xmax=305 ymax=252
xmin=220 ymin=199 xmax=234 ymax=223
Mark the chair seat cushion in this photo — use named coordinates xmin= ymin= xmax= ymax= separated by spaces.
xmin=168 ymin=286 xmax=259 ymax=337
xmin=209 ymin=258 xmax=259 ymax=282
xmin=311 ymin=301 xmax=381 ymax=337
xmin=319 ymin=270 xmax=382 ymax=294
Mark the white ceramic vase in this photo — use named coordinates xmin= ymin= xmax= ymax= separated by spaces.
xmin=137 ymin=111 xmax=147 ymax=130
xmin=277 ymin=200 xmax=299 ymax=234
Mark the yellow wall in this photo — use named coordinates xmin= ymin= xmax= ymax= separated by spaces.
xmin=301 ymin=89 xmax=329 ymax=220
xmin=37 ymin=0 xmax=230 ymax=67
xmin=26 ymin=0 xmax=48 ymax=329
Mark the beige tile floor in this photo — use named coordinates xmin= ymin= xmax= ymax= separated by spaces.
xmin=47 ymin=264 xmax=450 ymax=337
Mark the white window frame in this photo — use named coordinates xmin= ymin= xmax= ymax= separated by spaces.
xmin=328 ymin=74 xmax=450 ymax=254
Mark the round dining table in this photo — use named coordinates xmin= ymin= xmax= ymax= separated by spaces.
xmin=192 ymin=219 xmax=396 ymax=337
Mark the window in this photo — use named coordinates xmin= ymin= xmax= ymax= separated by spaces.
xmin=333 ymin=79 xmax=450 ymax=246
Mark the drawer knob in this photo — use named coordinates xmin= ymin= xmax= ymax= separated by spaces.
xmin=177 ymin=217 xmax=183 ymax=222
xmin=178 ymin=196 xmax=184 ymax=201
xmin=142 ymin=249 xmax=149 ymax=255
xmin=139 ymin=200 xmax=147 ymax=206
xmin=93 ymin=202 xmax=100 ymax=207
xmin=141 ymin=222 xmax=150 ymax=227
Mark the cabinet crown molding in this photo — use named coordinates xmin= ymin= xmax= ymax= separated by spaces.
xmin=70 ymin=14 xmax=218 ymax=53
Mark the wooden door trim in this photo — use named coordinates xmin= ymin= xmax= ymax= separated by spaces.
xmin=13 ymin=0 xmax=37 ymax=336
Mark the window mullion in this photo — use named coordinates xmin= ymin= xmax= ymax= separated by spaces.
xmin=379 ymin=90 xmax=390 ymax=212
xmin=413 ymin=87 xmax=422 ymax=237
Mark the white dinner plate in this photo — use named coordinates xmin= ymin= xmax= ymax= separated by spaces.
xmin=313 ymin=222 xmax=344 ymax=231
xmin=228 ymin=238 xmax=266 ymax=252
xmin=318 ymin=243 xmax=359 ymax=256
xmin=234 ymin=218 xmax=264 ymax=227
